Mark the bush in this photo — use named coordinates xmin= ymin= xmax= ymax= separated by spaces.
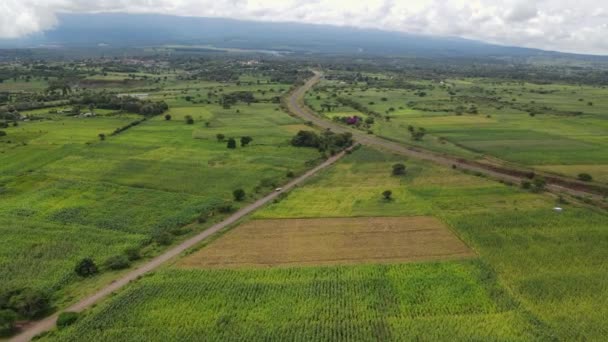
xmin=0 ymin=131 xmax=6 ymax=137
xmin=7 ymin=289 xmax=50 ymax=319
xmin=185 ymin=115 xmax=194 ymax=125
xmin=153 ymin=232 xmax=173 ymax=246
xmin=104 ymin=255 xmax=131 ymax=270
xmin=98 ymin=133 xmax=106 ymax=141
xmin=227 ymin=138 xmax=237 ymax=149
xmin=216 ymin=134 xmax=225 ymax=142
xmin=578 ymin=173 xmax=593 ymax=182
xmin=382 ymin=190 xmax=392 ymax=201
xmin=164 ymin=114 xmax=171 ymax=121
xmin=0 ymin=309 xmax=17 ymax=336
xmin=392 ymin=163 xmax=406 ymax=176
xmin=74 ymin=258 xmax=98 ymax=277
xmin=521 ymin=180 xmax=532 ymax=189
xmin=240 ymin=136 xmax=253 ymax=147
xmin=124 ymin=247 xmax=141 ymax=261
xmin=233 ymin=189 xmax=246 ymax=201
xmin=56 ymin=312 xmax=79 ymax=329
xmin=217 ymin=203 xmax=234 ymax=214
xmin=286 ymin=171 xmax=295 ymax=178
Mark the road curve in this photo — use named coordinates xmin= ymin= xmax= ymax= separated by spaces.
xmin=10 ymin=148 xmax=351 ymax=342
xmin=287 ymin=71 xmax=605 ymax=201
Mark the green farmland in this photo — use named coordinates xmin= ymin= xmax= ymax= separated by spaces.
xmin=44 ymin=147 xmax=608 ymax=341
xmin=306 ymin=74 xmax=608 ymax=183
xmin=0 ymin=68 xmax=321 ymax=311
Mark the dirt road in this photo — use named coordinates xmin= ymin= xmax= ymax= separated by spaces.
xmin=287 ymin=72 xmax=605 ymax=201
xmin=10 ymin=148 xmax=351 ymax=342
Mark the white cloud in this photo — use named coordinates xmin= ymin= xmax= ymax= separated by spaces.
xmin=1 ymin=0 xmax=607 ymax=55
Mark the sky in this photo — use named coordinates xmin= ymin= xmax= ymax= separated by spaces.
xmin=1 ymin=0 xmax=607 ymax=55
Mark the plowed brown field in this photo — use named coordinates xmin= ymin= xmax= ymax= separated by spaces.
xmin=178 ymin=217 xmax=475 ymax=268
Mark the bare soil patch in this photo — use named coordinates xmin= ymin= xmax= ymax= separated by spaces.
xmin=178 ymin=217 xmax=475 ymax=268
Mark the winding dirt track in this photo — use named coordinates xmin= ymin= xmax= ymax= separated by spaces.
xmin=287 ymin=71 xmax=605 ymax=200
xmin=10 ymin=148 xmax=351 ymax=342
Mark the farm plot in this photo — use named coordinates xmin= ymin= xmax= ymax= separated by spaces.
xmin=179 ymin=217 xmax=474 ymax=268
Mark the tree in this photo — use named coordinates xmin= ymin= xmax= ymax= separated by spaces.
xmin=104 ymin=255 xmax=131 ymax=270
xmin=98 ymin=133 xmax=106 ymax=141
xmin=185 ymin=115 xmax=194 ymax=125
xmin=227 ymin=138 xmax=237 ymax=149
xmin=233 ymin=189 xmax=246 ymax=201
xmin=392 ymin=163 xmax=406 ymax=176
xmin=56 ymin=312 xmax=79 ymax=330
xmin=0 ymin=309 xmax=17 ymax=336
xmin=578 ymin=173 xmax=593 ymax=182
xmin=7 ymin=289 xmax=50 ymax=319
xmin=240 ymin=136 xmax=253 ymax=147
xmin=216 ymin=134 xmax=225 ymax=142
xmin=409 ymin=127 xmax=426 ymax=141
xmin=74 ymin=258 xmax=98 ymax=277
xmin=382 ymin=190 xmax=393 ymax=201
xmin=164 ymin=114 xmax=172 ymax=121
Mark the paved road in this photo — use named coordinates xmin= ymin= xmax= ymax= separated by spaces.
xmin=10 ymin=148 xmax=351 ymax=342
xmin=287 ymin=71 xmax=604 ymax=200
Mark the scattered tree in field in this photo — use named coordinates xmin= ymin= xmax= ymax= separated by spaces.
xmin=185 ymin=115 xmax=194 ymax=125
xmin=392 ymin=163 xmax=406 ymax=176
xmin=104 ymin=255 xmax=131 ymax=270
xmin=216 ymin=134 xmax=225 ymax=142
xmin=382 ymin=190 xmax=393 ymax=201
xmin=233 ymin=189 xmax=246 ymax=201
xmin=74 ymin=258 xmax=98 ymax=277
xmin=0 ymin=309 xmax=17 ymax=336
xmin=227 ymin=138 xmax=237 ymax=149
xmin=408 ymin=126 xmax=426 ymax=141
xmin=164 ymin=114 xmax=172 ymax=121
xmin=98 ymin=133 xmax=106 ymax=141
xmin=56 ymin=312 xmax=79 ymax=330
xmin=240 ymin=136 xmax=253 ymax=147
xmin=578 ymin=173 xmax=593 ymax=182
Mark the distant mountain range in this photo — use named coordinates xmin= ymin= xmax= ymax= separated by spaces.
xmin=2 ymin=13 xmax=607 ymax=61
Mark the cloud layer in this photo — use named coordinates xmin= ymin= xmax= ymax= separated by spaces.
xmin=2 ymin=0 xmax=607 ymax=55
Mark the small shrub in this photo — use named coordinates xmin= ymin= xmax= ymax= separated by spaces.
xmin=0 ymin=309 xmax=17 ymax=336
xmin=226 ymin=138 xmax=237 ymax=149
xmin=382 ymin=190 xmax=392 ymax=201
xmin=153 ymin=232 xmax=173 ymax=246
xmin=0 ymin=131 xmax=6 ymax=137
xmin=164 ymin=114 xmax=171 ymax=121
xmin=124 ymin=247 xmax=141 ymax=261
xmin=104 ymin=255 xmax=131 ymax=270
xmin=521 ymin=180 xmax=532 ymax=189
xmin=98 ymin=133 xmax=106 ymax=141
xmin=185 ymin=115 xmax=194 ymax=124
xmin=217 ymin=203 xmax=234 ymax=214
xmin=233 ymin=189 xmax=246 ymax=201
xmin=286 ymin=171 xmax=295 ymax=178
xmin=578 ymin=173 xmax=593 ymax=182
xmin=74 ymin=258 xmax=98 ymax=277
xmin=392 ymin=163 xmax=406 ymax=176
xmin=56 ymin=312 xmax=79 ymax=329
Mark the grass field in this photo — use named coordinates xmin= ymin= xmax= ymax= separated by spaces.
xmin=0 ymin=75 xmax=322 ymax=308
xmin=178 ymin=217 xmax=474 ymax=268
xmin=43 ymin=147 xmax=608 ymax=340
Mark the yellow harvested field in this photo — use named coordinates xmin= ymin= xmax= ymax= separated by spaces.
xmin=178 ymin=217 xmax=475 ymax=268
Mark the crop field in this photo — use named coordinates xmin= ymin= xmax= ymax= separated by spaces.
xmin=307 ymin=74 xmax=608 ymax=182
xmin=44 ymin=262 xmax=547 ymax=342
xmin=46 ymin=147 xmax=608 ymax=341
xmin=0 ymin=70 xmax=322 ymax=308
xmin=178 ymin=217 xmax=474 ymax=268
